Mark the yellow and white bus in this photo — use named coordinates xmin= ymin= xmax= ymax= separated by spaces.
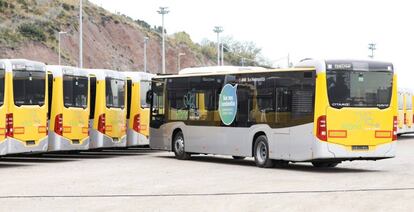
xmin=124 ymin=71 xmax=154 ymax=147
xmin=148 ymin=59 xmax=397 ymax=168
xmin=47 ymin=65 xmax=90 ymax=151
xmin=1 ymin=59 xmax=49 ymax=154
xmin=397 ymin=89 xmax=414 ymax=134
xmin=87 ymin=69 xmax=127 ymax=149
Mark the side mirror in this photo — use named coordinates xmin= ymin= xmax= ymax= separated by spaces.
xmin=146 ymin=90 xmax=153 ymax=105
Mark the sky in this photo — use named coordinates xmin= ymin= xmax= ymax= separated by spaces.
xmin=89 ymin=0 xmax=414 ymax=88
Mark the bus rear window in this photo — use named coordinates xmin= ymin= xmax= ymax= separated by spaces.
xmin=106 ymin=78 xmax=125 ymax=108
xmin=0 ymin=69 xmax=4 ymax=106
xmin=63 ymin=75 xmax=88 ymax=108
xmin=140 ymin=80 xmax=151 ymax=108
xmin=13 ymin=70 xmax=46 ymax=106
xmin=326 ymin=70 xmax=393 ymax=109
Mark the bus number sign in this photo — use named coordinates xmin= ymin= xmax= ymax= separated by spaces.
xmin=219 ymin=84 xmax=238 ymax=126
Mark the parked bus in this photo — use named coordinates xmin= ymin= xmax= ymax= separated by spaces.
xmin=124 ymin=71 xmax=154 ymax=147
xmin=397 ymin=89 xmax=414 ymax=134
xmin=148 ymin=60 xmax=397 ymax=168
xmin=1 ymin=59 xmax=49 ymax=154
xmin=87 ymin=69 xmax=127 ymax=149
xmin=47 ymin=65 xmax=90 ymax=151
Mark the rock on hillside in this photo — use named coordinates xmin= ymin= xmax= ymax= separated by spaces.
xmin=0 ymin=0 xmax=215 ymax=73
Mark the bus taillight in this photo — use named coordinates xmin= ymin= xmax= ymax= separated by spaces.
xmin=393 ymin=116 xmax=398 ymax=141
xmin=98 ymin=114 xmax=106 ymax=134
xmin=54 ymin=114 xmax=63 ymax=136
xmin=133 ymin=114 xmax=141 ymax=133
xmin=317 ymin=115 xmax=327 ymax=141
xmin=6 ymin=113 xmax=13 ymax=138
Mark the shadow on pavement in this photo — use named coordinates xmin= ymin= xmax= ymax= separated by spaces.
xmin=156 ymin=155 xmax=381 ymax=173
xmin=0 ymin=162 xmax=32 ymax=168
xmin=0 ymin=156 xmax=77 ymax=163
xmin=397 ymin=134 xmax=414 ymax=140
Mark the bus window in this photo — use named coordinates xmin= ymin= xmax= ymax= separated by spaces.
xmin=0 ymin=68 xmax=5 ymax=106
xmin=327 ymin=70 xmax=393 ymax=109
xmin=150 ymin=80 xmax=165 ymax=128
xmin=140 ymin=80 xmax=151 ymax=108
xmin=89 ymin=76 xmax=97 ymax=119
xmin=13 ymin=71 xmax=46 ymax=106
xmin=167 ymin=78 xmax=188 ymax=121
xmin=106 ymin=78 xmax=125 ymax=109
xmin=47 ymin=73 xmax=53 ymax=119
xmin=407 ymin=95 xmax=412 ymax=110
xmin=126 ymin=79 xmax=132 ymax=119
xmin=63 ymin=75 xmax=88 ymax=108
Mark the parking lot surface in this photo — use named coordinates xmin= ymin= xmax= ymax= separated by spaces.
xmin=1 ymin=136 xmax=414 ymax=211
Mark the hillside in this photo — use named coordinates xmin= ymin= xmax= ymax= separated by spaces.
xmin=0 ymin=0 xmax=216 ymax=73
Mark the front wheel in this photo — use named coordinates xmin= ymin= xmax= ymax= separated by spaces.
xmin=312 ymin=162 xmax=339 ymax=168
xmin=254 ymin=135 xmax=274 ymax=168
xmin=173 ymin=131 xmax=191 ymax=160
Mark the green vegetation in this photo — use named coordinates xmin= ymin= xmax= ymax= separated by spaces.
xmin=18 ymin=23 xmax=46 ymax=41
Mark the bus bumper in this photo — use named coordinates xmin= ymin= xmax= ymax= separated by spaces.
xmin=312 ymin=140 xmax=396 ymax=161
xmin=47 ymin=132 xmax=89 ymax=151
xmin=89 ymin=129 xmax=127 ymax=149
xmin=126 ymin=129 xmax=149 ymax=147
xmin=0 ymin=140 xmax=7 ymax=155
xmin=6 ymin=137 xmax=48 ymax=154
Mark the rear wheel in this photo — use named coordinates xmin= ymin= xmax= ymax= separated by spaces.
xmin=232 ymin=156 xmax=245 ymax=160
xmin=254 ymin=135 xmax=274 ymax=168
xmin=173 ymin=131 xmax=191 ymax=160
xmin=312 ymin=162 xmax=339 ymax=168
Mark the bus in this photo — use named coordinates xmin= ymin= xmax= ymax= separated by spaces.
xmin=124 ymin=71 xmax=154 ymax=147
xmin=2 ymin=59 xmax=49 ymax=154
xmin=397 ymin=89 xmax=413 ymax=134
xmin=87 ymin=69 xmax=127 ymax=149
xmin=47 ymin=65 xmax=90 ymax=151
xmin=148 ymin=59 xmax=397 ymax=168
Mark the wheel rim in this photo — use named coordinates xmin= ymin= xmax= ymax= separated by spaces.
xmin=256 ymin=141 xmax=267 ymax=163
xmin=175 ymin=136 xmax=184 ymax=154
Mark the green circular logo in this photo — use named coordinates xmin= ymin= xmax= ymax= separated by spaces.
xmin=219 ymin=84 xmax=238 ymax=125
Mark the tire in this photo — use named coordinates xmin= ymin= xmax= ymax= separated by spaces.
xmin=312 ymin=162 xmax=339 ymax=168
xmin=232 ymin=156 xmax=245 ymax=160
xmin=253 ymin=135 xmax=274 ymax=168
xmin=172 ymin=131 xmax=191 ymax=160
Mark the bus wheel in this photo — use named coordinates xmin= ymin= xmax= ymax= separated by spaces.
xmin=312 ymin=162 xmax=339 ymax=168
xmin=254 ymin=135 xmax=274 ymax=168
xmin=232 ymin=156 xmax=245 ymax=160
xmin=173 ymin=131 xmax=191 ymax=160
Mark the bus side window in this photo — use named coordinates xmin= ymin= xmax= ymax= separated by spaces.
xmin=126 ymin=79 xmax=132 ymax=119
xmin=89 ymin=76 xmax=97 ymax=119
xmin=47 ymin=73 xmax=53 ymax=120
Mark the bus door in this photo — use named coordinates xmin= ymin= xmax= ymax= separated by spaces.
xmin=149 ymin=79 xmax=166 ymax=149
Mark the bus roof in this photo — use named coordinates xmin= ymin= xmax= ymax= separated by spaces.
xmin=47 ymin=65 xmax=89 ymax=78
xmin=85 ymin=69 xmax=126 ymax=80
xmin=295 ymin=59 xmax=394 ymax=73
xmin=123 ymin=71 xmax=155 ymax=82
xmin=0 ymin=59 xmax=46 ymax=73
xmin=154 ymin=66 xmax=315 ymax=79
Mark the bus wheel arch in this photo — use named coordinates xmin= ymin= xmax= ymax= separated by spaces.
xmin=252 ymin=131 xmax=266 ymax=157
xmin=172 ymin=128 xmax=191 ymax=160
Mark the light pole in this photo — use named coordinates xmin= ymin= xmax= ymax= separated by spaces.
xmin=368 ymin=43 xmax=376 ymax=59
xmin=143 ymin=36 xmax=149 ymax=73
xmin=158 ymin=7 xmax=169 ymax=74
xmin=79 ymin=0 xmax=83 ymax=68
xmin=221 ymin=43 xmax=224 ymax=66
xmin=58 ymin=31 xmax=67 ymax=66
xmin=177 ymin=52 xmax=186 ymax=72
xmin=213 ymin=26 xmax=223 ymax=66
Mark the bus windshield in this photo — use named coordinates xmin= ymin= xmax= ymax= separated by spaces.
xmin=13 ymin=70 xmax=46 ymax=106
xmin=106 ymin=78 xmax=125 ymax=108
xmin=63 ymin=75 xmax=88 ymax=108
xmin=326 ymin=70 xmax=393 ymax=109
xmin=140 ymin=80 xmax=151 ymax=108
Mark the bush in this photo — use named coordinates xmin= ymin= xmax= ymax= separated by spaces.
xmin=18 ymin=23 xmax=46 ymax=42
xmin=62 ymin=3 xmax=71 ymax=11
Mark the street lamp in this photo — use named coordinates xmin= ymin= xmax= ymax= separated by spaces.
xmin=177 ymin=52 xmax=186 ymax=72
xmin=213 ymin=26 xmax=223 ymax=66
xmin=58 ymin=31 xmax=67 ymax=66
xmin=368 ymin=43 xmax=376 ymax=59
xmin=143 ymin=36 xmax=149 ymax=73
xmin=158 ymin=7 xmax=169 ymax=74
xmin=79 ymin=0 xmax=83 ymax=68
